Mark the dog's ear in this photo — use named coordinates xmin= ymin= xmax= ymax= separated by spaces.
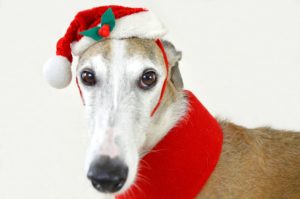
xmin=162 ymin=40 xmax=183 ymax=90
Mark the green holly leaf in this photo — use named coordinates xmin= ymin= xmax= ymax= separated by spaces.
xmin=101 ymin=8 xmax=115 ymax=31
xmin=79 ymin=8 xmax=116 ymax=41
xmin=80 ymin=26 xmax=103 ymax=41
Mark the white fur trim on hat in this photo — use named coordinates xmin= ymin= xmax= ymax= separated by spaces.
xmin=111 ymin=11 xmax=167 ymax=39
xmin=72 ymin=11 xmax=167 ymax=55
xmin=43 ymin=56 xmax=72 ymax=89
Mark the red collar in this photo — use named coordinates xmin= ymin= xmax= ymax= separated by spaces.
xmin=117 ymin=90 xmax=223 ymax=199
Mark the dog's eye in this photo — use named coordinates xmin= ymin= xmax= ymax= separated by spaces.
xmin=138 ymin=70 xmax=157 ymax=90
xmin=81 ymin=70 xmax=96 ymax=86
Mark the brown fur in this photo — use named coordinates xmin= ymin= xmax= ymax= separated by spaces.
xmin=80 ymin=39 xmax=112 ymax=62
xmin=125 ymin=38 xmax=163 ymax=65
xmin=196 ymin=120 xmax=300 ymax=199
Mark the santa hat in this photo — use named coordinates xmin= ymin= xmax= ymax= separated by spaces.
xmin=43 ymin=5 xmax=167 ymax=89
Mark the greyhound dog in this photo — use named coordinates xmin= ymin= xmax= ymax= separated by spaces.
xmin=75 ymin=38 xmax=300 ymax=199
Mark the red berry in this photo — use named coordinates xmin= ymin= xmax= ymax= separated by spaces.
xmin=98 ymin=24 xmax=110 ymax=37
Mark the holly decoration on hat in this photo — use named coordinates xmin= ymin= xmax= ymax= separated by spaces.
xmin=80 ymin=8 xmax=115 ymax=41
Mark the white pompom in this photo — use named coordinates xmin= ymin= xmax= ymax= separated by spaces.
xmin=43 ymin=56 xmax=72 ymax=89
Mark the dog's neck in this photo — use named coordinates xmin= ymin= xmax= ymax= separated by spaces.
xmin=141 ymin=82 xmax=188 ymax=155
xmin=117 ymin=90 xmax=223 ymax=199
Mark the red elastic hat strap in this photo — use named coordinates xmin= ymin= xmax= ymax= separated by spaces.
xmin=76 ymin=39 xmax=169 ymax=117
xmin=76 ymin=77 xmax=85 ymax=105
xmin=150 ymin=39 xmax=169 ymax=117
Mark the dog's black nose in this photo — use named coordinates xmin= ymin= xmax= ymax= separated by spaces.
xmin=87 ymin=156 xmax=128 ymax=193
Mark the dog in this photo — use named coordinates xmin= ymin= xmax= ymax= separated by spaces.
xmin=74 ymin=38 xmax=300 ymax=199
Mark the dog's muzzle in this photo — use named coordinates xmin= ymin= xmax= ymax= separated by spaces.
xmin=87 ymin=155 xmax=128 ymax=193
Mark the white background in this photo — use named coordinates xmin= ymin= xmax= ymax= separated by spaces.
xmin=0 ymin=0 xmax=299 ymax=198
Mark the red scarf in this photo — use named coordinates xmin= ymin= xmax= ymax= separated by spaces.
xmin=117 ymin=90 xmax=223 ymax=199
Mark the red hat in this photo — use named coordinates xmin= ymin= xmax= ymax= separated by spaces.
xmin=43 ymin=5 xmax=167 ymax=88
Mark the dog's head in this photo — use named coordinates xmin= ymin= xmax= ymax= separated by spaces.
xmin=76 ymin=38 xmax=186 ymax=195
